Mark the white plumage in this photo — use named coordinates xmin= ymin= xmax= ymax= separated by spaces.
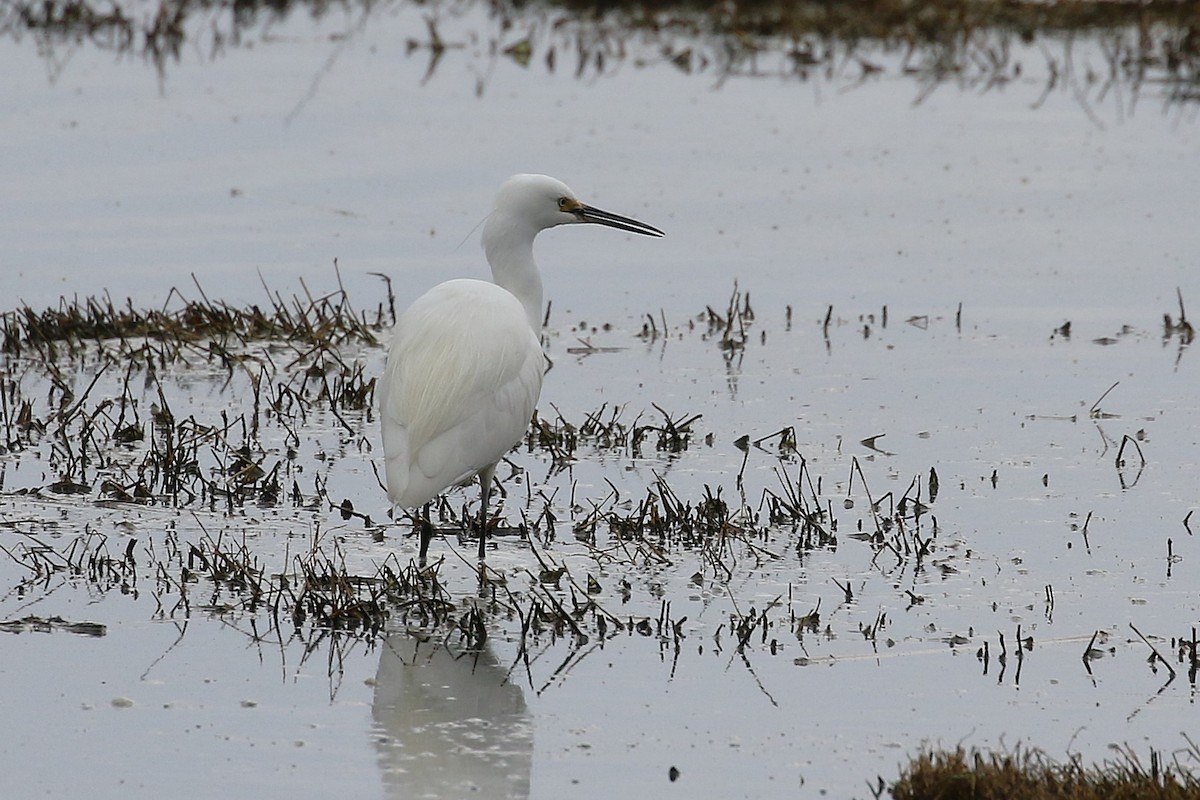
xmin=381 ymin=174 xmax=662 ymax=561
xmin=382 ymin=279 xmax=543 ymax=507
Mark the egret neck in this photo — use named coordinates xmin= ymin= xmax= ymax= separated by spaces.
xmin=481 ymin=213 xmax=544 ymax=332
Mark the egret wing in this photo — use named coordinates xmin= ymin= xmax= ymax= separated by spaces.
xmin=381 ymin=280 xmax=544 ymax=508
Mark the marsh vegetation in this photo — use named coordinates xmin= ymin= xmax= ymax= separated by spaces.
xmin=2 ymin=0 xmax=1199 ymax=796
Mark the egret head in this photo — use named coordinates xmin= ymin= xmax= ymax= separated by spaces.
xmin=495 ymin=174 xmax=664 ymax=237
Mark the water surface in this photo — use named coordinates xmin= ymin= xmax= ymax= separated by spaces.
xmin=1 ymin=2 xmax=1198 ymax=798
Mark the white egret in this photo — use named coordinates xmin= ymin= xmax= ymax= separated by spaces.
xmin=381 ymin=174 xmax=663 ymax=561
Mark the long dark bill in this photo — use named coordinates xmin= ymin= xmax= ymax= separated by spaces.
xmin=577 ymin=205 xmax=664 ymax=237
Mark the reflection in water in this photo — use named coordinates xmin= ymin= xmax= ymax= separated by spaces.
xmin=6 ymin=0 xmax=1199 ymax=108
xmin=371 ymin=629 xmax=532 ymax=800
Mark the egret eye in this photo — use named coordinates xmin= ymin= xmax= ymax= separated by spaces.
xmin=557 ymin=197 xmax=571 ymax=211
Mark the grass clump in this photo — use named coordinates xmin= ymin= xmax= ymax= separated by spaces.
xmin=1 ymin=273 xmax=386 ymax=361
xmin=891 ymin=743 xmax=1200 ymax=800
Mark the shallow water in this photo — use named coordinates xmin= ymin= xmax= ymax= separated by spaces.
xmin=2 ymin=2 xmax=1199 ymax=798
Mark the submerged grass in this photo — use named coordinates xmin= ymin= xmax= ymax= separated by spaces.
xmin=0 ymin=283 xmax=669 ymax=649
xmin=0 ymin=280 xmax=946 ymax=662
xmin=0 ymin=280 xmax=1196 ymax=793
xmin=0 ymin=277 xmax=384 ymax=513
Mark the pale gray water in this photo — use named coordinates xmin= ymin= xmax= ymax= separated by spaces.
xmin=1 ymin=3 xmax=1198 ymax=798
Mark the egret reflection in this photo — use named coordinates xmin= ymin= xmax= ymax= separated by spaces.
xmin=371 ymin=628 xmax=532 ymax=799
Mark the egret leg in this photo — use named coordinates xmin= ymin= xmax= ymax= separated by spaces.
xmin=418 ymin=502 xmax=433 ymax=566
xmin=477 ymin=465 xmax=497 ymax=560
